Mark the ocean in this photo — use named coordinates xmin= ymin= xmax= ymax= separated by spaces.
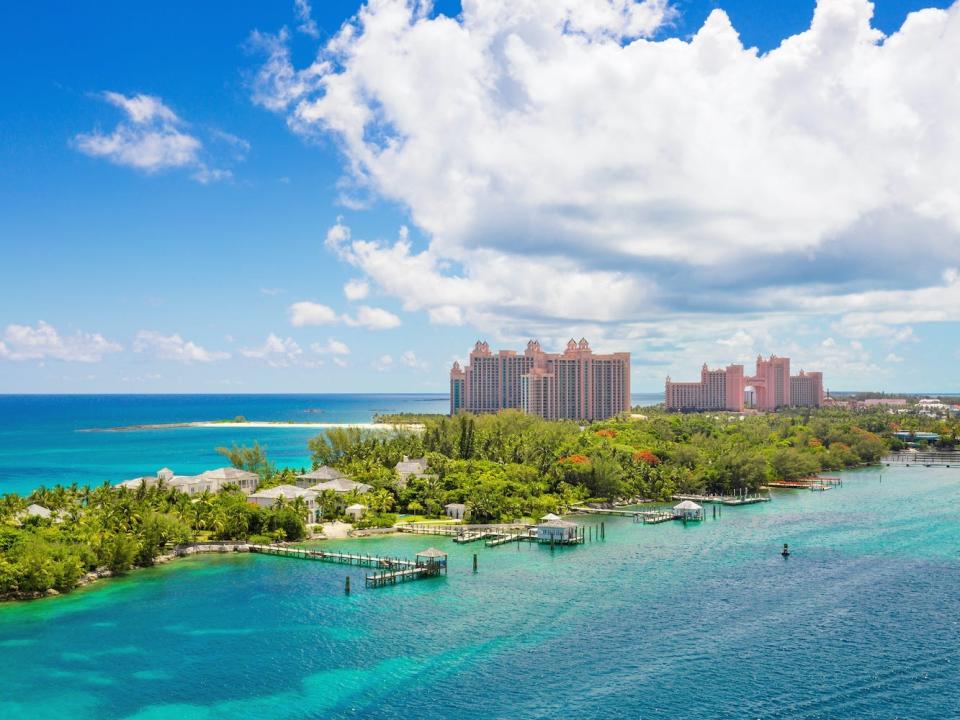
xmin=0 ymin=393 xmax=664 ymax=496
xmin=2 ymin=394 xmax=957 ymax=719
xmin=0 ymin=465 xmax=958 ymax=718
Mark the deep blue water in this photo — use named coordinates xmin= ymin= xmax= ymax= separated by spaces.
xmin=0 ymin=393 xmax=663 ymax=496
xmin=0 ymin=465 xmax=958 ymax=718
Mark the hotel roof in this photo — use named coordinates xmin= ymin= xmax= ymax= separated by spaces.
xmin=297 ymin=466 xmax=344 ymax=482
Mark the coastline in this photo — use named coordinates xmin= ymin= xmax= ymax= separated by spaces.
xmin=0 ymin=521 xmax=401 ymax=604
xmin=79 ymin=420 xmax=426 ymax=433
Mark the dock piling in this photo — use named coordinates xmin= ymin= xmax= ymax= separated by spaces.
xmin=473 ymin=553 xmax=478 ymax=572
xmin=345 ymin=576 xmax=351 ymax=594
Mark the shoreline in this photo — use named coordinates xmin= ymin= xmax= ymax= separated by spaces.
xmin=0 ymin=523 xmax=402 ymax=605
xmin=78 ymin=420 xmax=425 ymax=433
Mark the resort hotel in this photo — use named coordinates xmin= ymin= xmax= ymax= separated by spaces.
xmin=450 ymin=339 xmax=631 ymax=421
xmin=665 ymin=355 xmax=824 ymax=412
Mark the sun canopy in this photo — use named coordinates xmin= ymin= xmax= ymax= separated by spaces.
xmin=673 ymin=500 xmax=703 ymax=511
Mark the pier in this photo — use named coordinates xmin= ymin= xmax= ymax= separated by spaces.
xmin=765 ymin=476 xmax=841 ymax=489
xmin=249 ymin=544 xmax=449 ymax=590
xmin=884 ymin=452 xmax=959 ymax=468
xmin=249 ymin=544 xmax=415 ymax=569
xmin=671 ymin=493 xmax=771 ymax=505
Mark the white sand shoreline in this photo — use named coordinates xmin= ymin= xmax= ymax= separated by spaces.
xmin=81 ymin=421 xmax=425 ymax=433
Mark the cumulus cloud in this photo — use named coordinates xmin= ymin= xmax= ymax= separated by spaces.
xmin=312 ymin=338 xmax=350 ymax=355
xmin=343 ymin=278 xmax=369 ymax=301
xmin=0 ymin=321 xmax=121 ymax=363
xmin=252 ymin=0 xmax=960 ymax=356
xmin=288 ymin=300 xmax=339 ymax=326
xmin=344 ymin=305 xmax=402 ymax=330
xmin=133 ymin=331 xmax=229 ymax=363
xmin=74 ymin=91 xmax=239 ymax=182
xmin=240 ymin=334 xmax=307 ymax=367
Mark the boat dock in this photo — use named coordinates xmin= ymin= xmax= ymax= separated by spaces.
xmin=249 ymin=544 xmax=415 ymax=569
xmin=672 ymin=494 xmax=771 ymax=505
xmin=250 ymin=544 xmax=450 ymax=590
xmin=634 ymin=510 xmax=673 ymax=524
xmin=765 ymin=476 xmax=842 ymax=489
xmin=569 ymin=506 xmax=640 ymax=516
xmin=884 ymin=452 xmax=959 ymax=467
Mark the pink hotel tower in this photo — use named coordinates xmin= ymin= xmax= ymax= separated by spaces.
xmin=450 ymin=339 xmax=631 ymax=420
xmin=665 ymin=355 xmax=823 ymax=411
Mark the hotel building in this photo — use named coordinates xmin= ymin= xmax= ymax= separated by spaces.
xmin=450 ymin=339 xmax=631 ymax=421
xmin=665 ymin=355 xmax=823 ymax=411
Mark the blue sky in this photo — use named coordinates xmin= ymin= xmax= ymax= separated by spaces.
xmin=1 ymin=0 xmax=958 ymax=393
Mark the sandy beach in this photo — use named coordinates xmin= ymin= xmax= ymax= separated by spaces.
xmin=82 ymin=421 xmax=425 ymax=433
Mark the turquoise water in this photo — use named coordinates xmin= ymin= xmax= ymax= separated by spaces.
xmin=0 ymin=394 xmax=448 ymax=495
xmin=0 ymin=393 xmax=663 ymax=496
xmin=1 ymin=465 xmax=958 ymax=718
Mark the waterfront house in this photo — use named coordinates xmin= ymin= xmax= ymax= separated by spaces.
xmin=196 ymin=467 xmax=259 ymax=494
xmin=395 ymin=456 xmax=430 ymax=486
xmin=345 ymin=503 xmax=367 ymax=521
xmin=536 ymin=519 xmax=579 ymax=543
xmin=673 ymin=500 xmax=704 ymax=521
xmin=248 ymin=485 xmax=318 ymax=521
xmin=295 ymin=466 xmax=345 ymax=489
xmin=444 ymin=503 xmax=466 ymax=520
xmin=308 ymin=478 xmax=373 ymax=495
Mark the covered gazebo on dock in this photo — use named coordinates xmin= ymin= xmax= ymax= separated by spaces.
xmin=536 ymin=519 xmax=580 ymax=544
xmin=673 ymin=500 xmax=704 ymax=521
xmin=415 ymin=547 xmax=448 ymax=575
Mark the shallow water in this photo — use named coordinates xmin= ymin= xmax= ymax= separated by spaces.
xmin=1 ymin=465 xmax=958 ymax=719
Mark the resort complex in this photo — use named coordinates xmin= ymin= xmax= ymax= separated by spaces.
xmin=665 ymin=355 xmax=824 ymax=412
xmin=450 ymin=339 xmax=631 ymax=421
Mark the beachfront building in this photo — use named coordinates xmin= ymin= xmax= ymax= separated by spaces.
xmin=248 ymin=485 xmax=318 ymax=521
xmin=444 ymin=503 xmax=466 ymax=520
xmin=395 ymin=456 xmax=430 ymax=487
xmin=450 ymin=339 xmax=631 ymax=421
xmin=536 ymin=519 xmax=580 ymax=543
xmin=295 ymin=466 xmax=344 ymax=489
xmin=450 ymin=361 xmax=466 ymax=414
xmin=345 ymin=503 xmax=367 ymax=521
xmin=116 ymin=467 xmax=259 ymax=495
xmin=307 ymin=478 xmax=373 ymax=495
xmin=665 ymin=355 xmax=824 ymax=412
xmin=673 ymin=500 xmax=704 ymax=521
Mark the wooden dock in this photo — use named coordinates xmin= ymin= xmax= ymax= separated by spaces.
xmin=634 ymin=510 xmax=673 ymax=524
xmin=884 ymin=452 xmax=959 ymax=467
xmin=249 ymin=544 xmax=415 ymax=569
xmin=569 ymin=506 xmax=639 ymax=517
xmin=672 ymin=494 xmax=771 ymax=505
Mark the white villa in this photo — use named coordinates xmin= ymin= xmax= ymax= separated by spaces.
xmin=536 ymin=519 xmax=579 ymax=543
xmin=395 ymin=456 xmax=431 ymax=486
xmin=116 ymin=467 xmax=259 ymax=495
xmin=308 ymin=478 xmax=373 ymax=495
xmin=295 ymin=466 xmax=345 ymax=489
xmin=248 ymin=485 xmax=318 ymax=520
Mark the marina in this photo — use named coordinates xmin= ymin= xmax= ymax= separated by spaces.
xmin=884 ymin=451 xmax=959 ymax=467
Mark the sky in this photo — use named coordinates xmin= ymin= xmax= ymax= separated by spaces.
xmin=1 ymin=0 xmax=959 ymax=394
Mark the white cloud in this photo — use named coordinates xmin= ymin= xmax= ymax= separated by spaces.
xmin=288 ymin=301 xmax=339 ymax=326
xmin=240 ymin=334 xmax=306 ymax=367
xmin=343 ymin=278 xmax=369 ymax=301
xmin=344 ymin=305 xmax=402 ymax=330
xmin=0 ymin=321 xmax=121 ymax=363
xmin=332 ymin=357 xmax=349 ymax=367
xmin=252 ymin=0 xmax=960 ymax=365
xmin=400 ymin=350 xmax=428 ymax=370
xmin=373 ymin=354 xmax=394 ymax=371
xmin=294 ymin=0 xmax=319 ymax=38
xmin=885 ymin=352 xmax=904 ymax=363
xmin=74 ymin=92 xmax=235 ymax=182
xmin=133 ymin=331 xmax=229 ymax=363
xmin=261 ymin=287 xmax=283 ymax=296
xmin=311 ymin=338 xmax=350 ymax=355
